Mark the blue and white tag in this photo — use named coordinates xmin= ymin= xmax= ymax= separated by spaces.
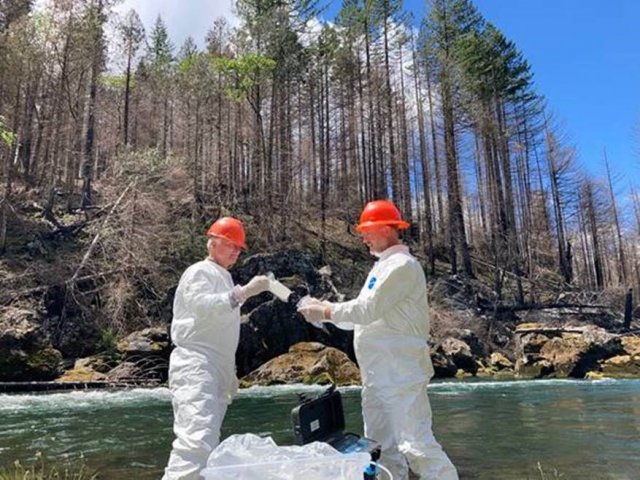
xmin=367 ymin=276 xmax=377 ymax=289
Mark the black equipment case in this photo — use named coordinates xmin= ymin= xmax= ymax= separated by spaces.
xmin=291 ymin=385 xmax=381 ymax=461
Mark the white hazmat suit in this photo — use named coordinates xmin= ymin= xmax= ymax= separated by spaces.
xmin=330 ymin=245 xmax=458 ymax=480
xmin=163 ymin=259 xmax=242 ymax=480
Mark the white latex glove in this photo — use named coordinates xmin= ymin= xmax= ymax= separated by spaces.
xmin=233 ymin=275 xmax=270 ymax=303
xmin=298 ymin=297 xmax=325 ymax=308
xmin=297 ymin=300 xmax=332 ymax=323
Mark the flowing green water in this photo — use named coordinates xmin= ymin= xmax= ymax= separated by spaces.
xmin=1 ymin=379 xmax=639 ymax=479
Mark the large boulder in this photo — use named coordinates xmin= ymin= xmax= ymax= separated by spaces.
xmin=538 ymin=334 xmax=589 ymax=377
xmin=598 ymin=336 xmax=640 ymax=377
xmin=600 ymin=355 xmax=640 ymax=377
xmin=489 ymin=352 xmax=514 ymax=371
xmin=104 ymin=359 xmax=167 ymax=384
xmin=111 ymin=327 xmax=170 ymax=382
xmin=41 ymin=284 xmax=101 ymax=358
xmin=236 ymin=298 xmax=354 ymax=377
xmin=436 ymin=337 xmax=478 ymax=375
xmin=57 ymin=356 xmax=109 ymax=382
xmin=430 ymin=349 xmax=457 ymax=378
xmin=444 ymin=328 xmax=486 ymax=358
xmin=117 ymin=327 xmax=170 ymax=358
xmin=621 ymin=336 xmax=640 ymax=356
xmin=0 ymin=306 xmax=62 ymax=381
xmin=517 ymin=358 xmax=554 ymax=378
xmin=233 ymin=251 xmax=355 ymax=377
xmin=514 ymin=324 xmax=622 ymax=378
xmin=241 ymin=342 xmax=360 ymax=386
xmin=514 ymin=324 xmax=569 ymax=378
xmin=105 ymin=361 xmax=146 ymax=382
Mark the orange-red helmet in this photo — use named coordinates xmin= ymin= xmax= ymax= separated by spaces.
xmin=355 ymin=200 xmax=410 ymax=232
xmin=206 ymin=217 xmax=247 ymax=249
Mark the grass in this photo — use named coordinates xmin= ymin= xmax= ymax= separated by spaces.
xmin=0 ymin=453 xmax=97 ymax=480
xmin=536 ymin=461 xmax=563 ymax=479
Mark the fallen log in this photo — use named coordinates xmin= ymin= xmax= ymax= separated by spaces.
xmin=495 ymin=302 xmax=610 ymax=313
xmin=514 ymin=325 xmax=591 ymax=335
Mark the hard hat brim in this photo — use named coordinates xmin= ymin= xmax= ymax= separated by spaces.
xmin=355 ymin=220 xmax=410 ymax=232
xmin=208 ymin=234 xmax=248 ymax=249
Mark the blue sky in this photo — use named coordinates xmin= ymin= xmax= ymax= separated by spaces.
xmin=323 ymin=0 xmax=640 ymax=200
xmin=467 ymin=0 xmax=640 ymax=196
xmin=118 ymin=0 xmax=639 ymax=201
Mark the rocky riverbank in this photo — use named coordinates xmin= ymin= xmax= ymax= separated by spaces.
xmin=2 ymin=251 xmax=639 ymax=389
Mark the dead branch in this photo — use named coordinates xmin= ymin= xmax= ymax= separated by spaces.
xmin=470 ymin=254 xmax=565 ymax=291
xmin=47 ymin=181 xmax=136 ymax=343
xmin=68 ymin=181 xmax=135 ymax=284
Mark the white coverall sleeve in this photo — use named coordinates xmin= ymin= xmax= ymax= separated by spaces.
xmin=182 ymin=269 xmax=235 ymax=320
xmin=331 ymin=262 xmax=416 ymax=326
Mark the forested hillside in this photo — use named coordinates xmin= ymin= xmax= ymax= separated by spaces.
xmin=1 ymin=0 xmax=639 ymax=331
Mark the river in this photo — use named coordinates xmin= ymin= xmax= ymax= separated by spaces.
xmin=1 ymin=379 xmax=639 ymax=479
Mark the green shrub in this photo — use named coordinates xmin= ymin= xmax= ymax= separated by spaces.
xmin=96 ymin=329 xmax=119 ymax=360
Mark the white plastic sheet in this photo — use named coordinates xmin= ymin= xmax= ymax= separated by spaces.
xmin=202 ymin=433 xmax=370 ymax=480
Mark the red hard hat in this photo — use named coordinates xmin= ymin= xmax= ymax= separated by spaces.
xmin=355 ymin=200 xmax=410 ymax=232
xmin=206 ymin=217 xmax=247 ymax=249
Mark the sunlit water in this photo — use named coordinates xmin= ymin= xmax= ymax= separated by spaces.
xmin=1 ymin=379 xmax=639 ymax=479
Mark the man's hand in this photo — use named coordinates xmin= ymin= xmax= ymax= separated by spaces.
xmin=297 ymin=298 xmax=332 ymax=323
xmin=234 ymin=275 xmax=270 ymax=303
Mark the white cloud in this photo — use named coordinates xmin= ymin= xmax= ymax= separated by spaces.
xmin=115 ymin=0 xmax=238 ymax=49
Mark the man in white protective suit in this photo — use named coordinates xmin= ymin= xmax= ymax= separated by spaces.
xmin=297 ymin=200 xmax=459 ymax=480
xmin=163 ymin=217 xmax=271 ymax=480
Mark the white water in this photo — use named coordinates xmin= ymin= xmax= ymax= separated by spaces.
xmin=2 ymin=379 xmax=639 ymax=479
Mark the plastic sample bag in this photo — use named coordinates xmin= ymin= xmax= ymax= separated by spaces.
xmin=202 ymin=433 xmax=370 ymax=480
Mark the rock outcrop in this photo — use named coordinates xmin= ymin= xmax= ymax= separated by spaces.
xmin=599 ymin=336 xmax=640 ymax=377
xmin=41 ymin=284 xmax=101 ymax=358
xmin=113 ymin=327 xmax=171 ymax=382
xmin=437 ymin=337 xmax=478 ymax=375
xmin=600 ymin=355 xmax=640 ymax=377
xmin=57 ymin=356 xmax=109 ymax=382
xmin=233 ymin=251 xmax=354 ymax=377
xmin=0 ymin=306 xmax=62 ymax=381
xmin=6 ymin=251 xmax=640 ymax=387
xmin=514 ymin=324 xmax=623 ymax=378
xmin=489 ymin=352 xmax=514 ymax=371
xmin=430 ymin=349 xmax=458 ymax=378
xmin=117 ymin=327 xmax=170 ymax=358
xmin=241 ymin=342 xmax=360 ymax=386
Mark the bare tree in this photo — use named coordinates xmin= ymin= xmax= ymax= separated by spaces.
xmin=117 ymin=9 xmax=145 ymax=148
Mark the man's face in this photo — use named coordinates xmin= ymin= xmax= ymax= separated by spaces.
xmin=209 ymin=237 xmax=242 ymax=269
xmin=359 ymin=226 xmax=395 ymax=254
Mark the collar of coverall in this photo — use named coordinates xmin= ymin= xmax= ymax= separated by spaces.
xmin=375 ymin=243 xmax=409 ymax=261
xmin=206 ymin=256 xmax=230 ymax=273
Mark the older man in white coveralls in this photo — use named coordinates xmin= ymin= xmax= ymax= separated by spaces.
xmin=163 ymin=217 xmax=271 ymax=480
xmin=298 ymin=200 xmax=458 ymax=480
